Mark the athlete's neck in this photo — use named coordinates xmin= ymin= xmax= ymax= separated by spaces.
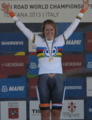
xmin=45 ymin=38 xmax=53 ymax=41
xmin=47 ymin=39 xmax=52 ymax=41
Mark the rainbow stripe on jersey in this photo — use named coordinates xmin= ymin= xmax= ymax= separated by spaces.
xmin=54 ymin=46 xmax=62 ymax=57
xmin=36 ymin=46 xmax=63 ymax=59
xmin=36 ymin=47 xmax=46 ymax=59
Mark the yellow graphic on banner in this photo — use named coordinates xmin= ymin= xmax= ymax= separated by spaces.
xmin=15 ymin=52 xmax=25 ymax=56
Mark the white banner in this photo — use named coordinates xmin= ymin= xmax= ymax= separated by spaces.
xmin=61 ymin=100 xmax=84 ymax=119
xmin=29 ymin=100 xmax=84 ymax=120
xmin=0 ymin=0 xmax=92 ymax=23
xmin=29 ymin=101 xmax=41 ymax=120
xmin=87 ymin=77 xmax=92 ymax=97
xmin=1 ymin=101 xmax=26 ymax=120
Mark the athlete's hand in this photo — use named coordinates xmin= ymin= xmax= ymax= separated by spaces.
xmin=83 ymin=0 xmax=89 ymax=11
xmin=1 ymin=2 xmax=11 ymax=14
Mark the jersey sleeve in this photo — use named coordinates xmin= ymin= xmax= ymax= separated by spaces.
xmin=9 ymin=11 xmax=42 ymax=47
xmin=57 ymin=9 xmax=85 ymax=45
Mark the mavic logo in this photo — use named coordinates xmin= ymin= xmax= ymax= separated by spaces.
xmin=30 ymin=62 xmax=38 ymax=69
xmin=1 ymin=86 xmax=8 ymax=92
xmin=87 ymin=62 xmax=92 ymax=68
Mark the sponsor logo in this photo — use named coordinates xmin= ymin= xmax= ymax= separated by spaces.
xmin=62 ymin=32 xmax=83 ymax=52
xmin=29 ymin=55 xmax=38 ymax=75
xmin=29 ymin=78 xmax=38 ymax=97
xmin=0 ymin=33 xmax=25 ymax=52
xmin=30 ymin=62 xmax=39 ymax=69
xmin=66 ymin=40 xmax=81 ymax=45
xmin=87 ymin=100 xmax=92 ymax=119
xmin=1 ymin=41 xmax=24 ymax=45
xmin=86 ymin=55 xmax=92 ymax=70
xmin=87 ymin=62 xmax=92 ymax=68
xmin=88 ymin=89 xmax=92 ymax=91
xmin=68 ymin=102 xmax=76 ymax=113
xmin=61 ymin=100 xmax=84 ymax=119
xmin=63 ymin=105 xmax=80 ymax=118
xmin=65 ymin=78 xmax=84 ymax=97
xmin=87 ymin=77 xmax=92 ymax=97
xmin=43 ymin=46 xmax=58 ymax=57
xmin=88 ymin=39 xmax=92 ymax=43
xmin=63 ymin=62 xmax=81 ymax=66
xmin=31 ymin=109 xmax=41 ymax=114
xmin=1 ymin=86 xmax=25 ymax=92
xmin=86 ymin=32 xmax=92 ymax=51
xmin=30 ymin=101 xmax=41 ymax=120
xmin=1 ymin=86 xmax=8 ymax=92
xmin=89 ymin=108 xmax=92 ymax=112
xmin=27 ymin=72 xmax=38 ymax=78
xmin=9 ymin=86 xmax=25 ymax=91
xmin=62 ymin=55 xmax=83 ymax=72
xmin=66 ymin=86 xmax=82 ymax=90
xmin=8 ymin=102 xmax=19 ymax=119
xmin=31 ymin=85 xmax=36 ymax=89
xmin=0 ymin=56 xmax=26 ymax=75
xmin=1 ymin=63 xmax=24 ymax=67
xmin=0 ymin=78 xmax=26 ymax=98
xmin=8 ymin=108 xmax=19 ymax=119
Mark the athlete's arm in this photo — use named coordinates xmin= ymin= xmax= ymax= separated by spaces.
xmin=1 ymin=2 xmax=34 ymax=41
xmin=63 ymin=0 xmax=89 ymax=41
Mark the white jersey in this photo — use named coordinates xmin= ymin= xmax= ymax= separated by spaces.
xmin=12 ymin=12 xmax=84 ymax=75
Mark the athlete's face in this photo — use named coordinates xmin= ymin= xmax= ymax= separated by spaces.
xmin=44 ymin=24 xmax=55 ymax=40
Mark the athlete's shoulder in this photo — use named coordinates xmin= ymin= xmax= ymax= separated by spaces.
xmin=54 ymin=34 xmax=63 ymax=42
xmin=35 ymin=34 xmax=45 ymax=46
xmin=54 ymin=34 xmax=65 ymax=46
